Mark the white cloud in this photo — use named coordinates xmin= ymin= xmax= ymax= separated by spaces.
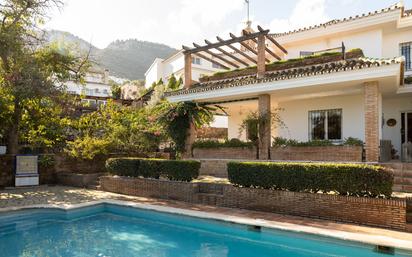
xmin=45 ymin=0 xmax=244 ymax=48
xmin=268 ymin=0 xmax=329 ymax=33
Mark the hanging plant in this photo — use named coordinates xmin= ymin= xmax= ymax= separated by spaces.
xmin=239 ymin=108 xmax=286 ymax=158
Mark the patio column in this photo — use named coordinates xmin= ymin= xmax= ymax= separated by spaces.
xmin=258 ymin=94 xmax=271 ymax=160
xmin=184 ymin=53 xmax=192 ymax=89
xmin=364 ymin=81 xmax=380 ymax=162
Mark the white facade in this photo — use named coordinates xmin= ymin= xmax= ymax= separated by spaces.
xmin=144 ymin=50 xmax=224 ymax=88
xmin=66 ymin=70 xmax=112 ymax=99
xmin=167 ymin=3 xmax=412 ymax=159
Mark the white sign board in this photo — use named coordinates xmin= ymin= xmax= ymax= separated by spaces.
xmin=15 ymin=155 xmax=39 ymax=187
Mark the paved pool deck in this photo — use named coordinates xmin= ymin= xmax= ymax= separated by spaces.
xmin=1 ymin=185 xmax=412 ymax=252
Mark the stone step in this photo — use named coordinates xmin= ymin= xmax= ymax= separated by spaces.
xmin=406 ymin=223 xmax=412 ymax=233
xmin=87 ymin=185 xmax=101 ymax=190
xmin=407 ymin=213 xmax=412 ymax=223
xmin=197 ymin=183 xmax=224 ymax=195
xmin=392 ymin=185 xmax=403 ymax=192
xmin=394 ymin=177 xmax=412 ymax=185
xmin=196 ymin=193 xmax=223 ymax=206
xmin=394 ymin=171 xmax=412 ymax=179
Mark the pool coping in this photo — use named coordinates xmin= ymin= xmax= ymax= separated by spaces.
xmin=1 ymin=199 xmax=412 ymax=253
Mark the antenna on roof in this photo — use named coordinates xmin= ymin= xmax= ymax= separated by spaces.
xmin=245 ymin=0 xmax=251 ymax=28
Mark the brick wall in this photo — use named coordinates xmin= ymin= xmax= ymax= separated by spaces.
xmin=192 ymin=147 xmax=257 ymax=160
xmin=271 ymin=146 xmax=363 ymax=162
xmin=193 ymin=146 xmax=362 ymax=162
xmin=100 ymin=176 xmax=198 ymax=202
xmin=100 ymin=176 xmax=407 ymax=230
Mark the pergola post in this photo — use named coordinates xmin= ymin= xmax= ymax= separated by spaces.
xmin=258 ymin=94 xmax=271 ymax=160
xmin=364 ymin=81 xmax=380 ymax=162
xmin=257 ymin=34 xmax=266 ymax=78
xmin=184 ymin=53 xmax=192 ymax=89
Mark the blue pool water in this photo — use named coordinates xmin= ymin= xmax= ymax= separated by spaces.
xmin=0 ymin=204 xmax=411 ymax=257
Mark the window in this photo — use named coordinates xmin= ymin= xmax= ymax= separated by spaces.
xmin=400 ymin=42 xmax=411 ymax=71
xmin=309 ymin=109 xmax=342 ymax=140
xmin=192 ymin=57 xmax=201 ymax=65
xmin=97 ymin=100 xmax=107 ymax=107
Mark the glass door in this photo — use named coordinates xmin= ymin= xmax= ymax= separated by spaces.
xmin=401 ymin=112 xmax=412 ymax=162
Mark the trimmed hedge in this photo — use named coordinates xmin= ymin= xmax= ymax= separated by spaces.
xmin=227 ymin=162 xmax=394 ymax=198
xmin=105 ymin=158 xmax=200 ymax=182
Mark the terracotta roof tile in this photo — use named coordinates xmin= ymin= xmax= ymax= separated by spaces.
xmin=165 ymin=57 xmax=404 ymax=97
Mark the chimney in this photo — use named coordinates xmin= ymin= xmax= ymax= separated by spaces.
xmin=240 ymin=21 xmax=257 ymax=51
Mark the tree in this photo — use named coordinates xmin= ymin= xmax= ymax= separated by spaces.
xmin=166 ymin=74 xmax=182 ymax=90
xmin=65 ymin=101 xmax=164 ymax=159
xmin=0 ymin=0 xmax=89 ymax=154
xmin=109 ymin=79 xmax=121 ymax=99
xmin=156 ymin=101 xmax=225 ymax=155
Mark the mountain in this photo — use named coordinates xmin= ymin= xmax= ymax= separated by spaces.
xmin=47 ymin=30 xmax=177 ymax=80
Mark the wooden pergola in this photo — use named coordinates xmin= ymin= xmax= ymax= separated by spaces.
xmin=182 ymin=26 xmax=288 ymax=88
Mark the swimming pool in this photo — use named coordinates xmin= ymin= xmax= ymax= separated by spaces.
xmin=0 ymin=203 xmax=410 ymax=257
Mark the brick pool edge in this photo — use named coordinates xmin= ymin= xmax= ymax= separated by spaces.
xmin=100 ymin=176 xmax=407 ymax=231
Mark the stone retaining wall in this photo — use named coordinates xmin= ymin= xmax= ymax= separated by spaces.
xmin=192 ymin=146 xmax=362 ymax=162
xmin=101 ymin=176 xmax=197 ymax=202
xmin=270 ymin=146 xmax=363 ymax=162
xmin=100 ymin=176 xmax=407 ymax=230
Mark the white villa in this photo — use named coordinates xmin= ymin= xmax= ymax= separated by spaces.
xmin=66 ymin=69 xmax=112 ymax=107
xmin=144 ymin=50 xmax=225 ymax=88
xmin=166 ymin=3 xmax=412 ymax=163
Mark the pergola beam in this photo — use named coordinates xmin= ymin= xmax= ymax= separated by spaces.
xmin=193 ymin=43 xmax=240 ymax=68
xmin=182 ymin=46 xmax=230 ymax=70
xmin=205 ymin=39 xmax=249 ymax=67
xmin=183 ymin=29 xmax=269 ymax=54
xmin=230 ymin=33 xmax=270 ymax=63
xmin=242 ymin=30 xmax=281 ymax=61
xmin=257 ymin=25 xmax=288 ymax=54
xmin=216 ymin=36 xmax=257 ymax=64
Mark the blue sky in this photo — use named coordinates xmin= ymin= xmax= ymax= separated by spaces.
xmin=46 ymin=0 xmax=412 ymax=49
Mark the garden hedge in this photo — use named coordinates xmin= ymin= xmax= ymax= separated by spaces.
xmin=227 ymin=162 xmax=394 ymax=198
xmin=105 ymin=158 xmax=200 ymax=182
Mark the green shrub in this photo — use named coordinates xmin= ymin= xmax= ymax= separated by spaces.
xmin=106 ymin=158 xmax=140 ymax=177
xmin=227 ymin=162 xmax=393 ymax=198
xmin=105 ymin=158 xmax=200 ymax=182
xmin=272 ymin=137 xmax=363 ymax=147
xmin=272 ymin=137 xmax=333 ymax=147
xmin=192 ymin=139 xmax=254 ymax=149
xmin=343 ymin=137 xmax=363 ymax=146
